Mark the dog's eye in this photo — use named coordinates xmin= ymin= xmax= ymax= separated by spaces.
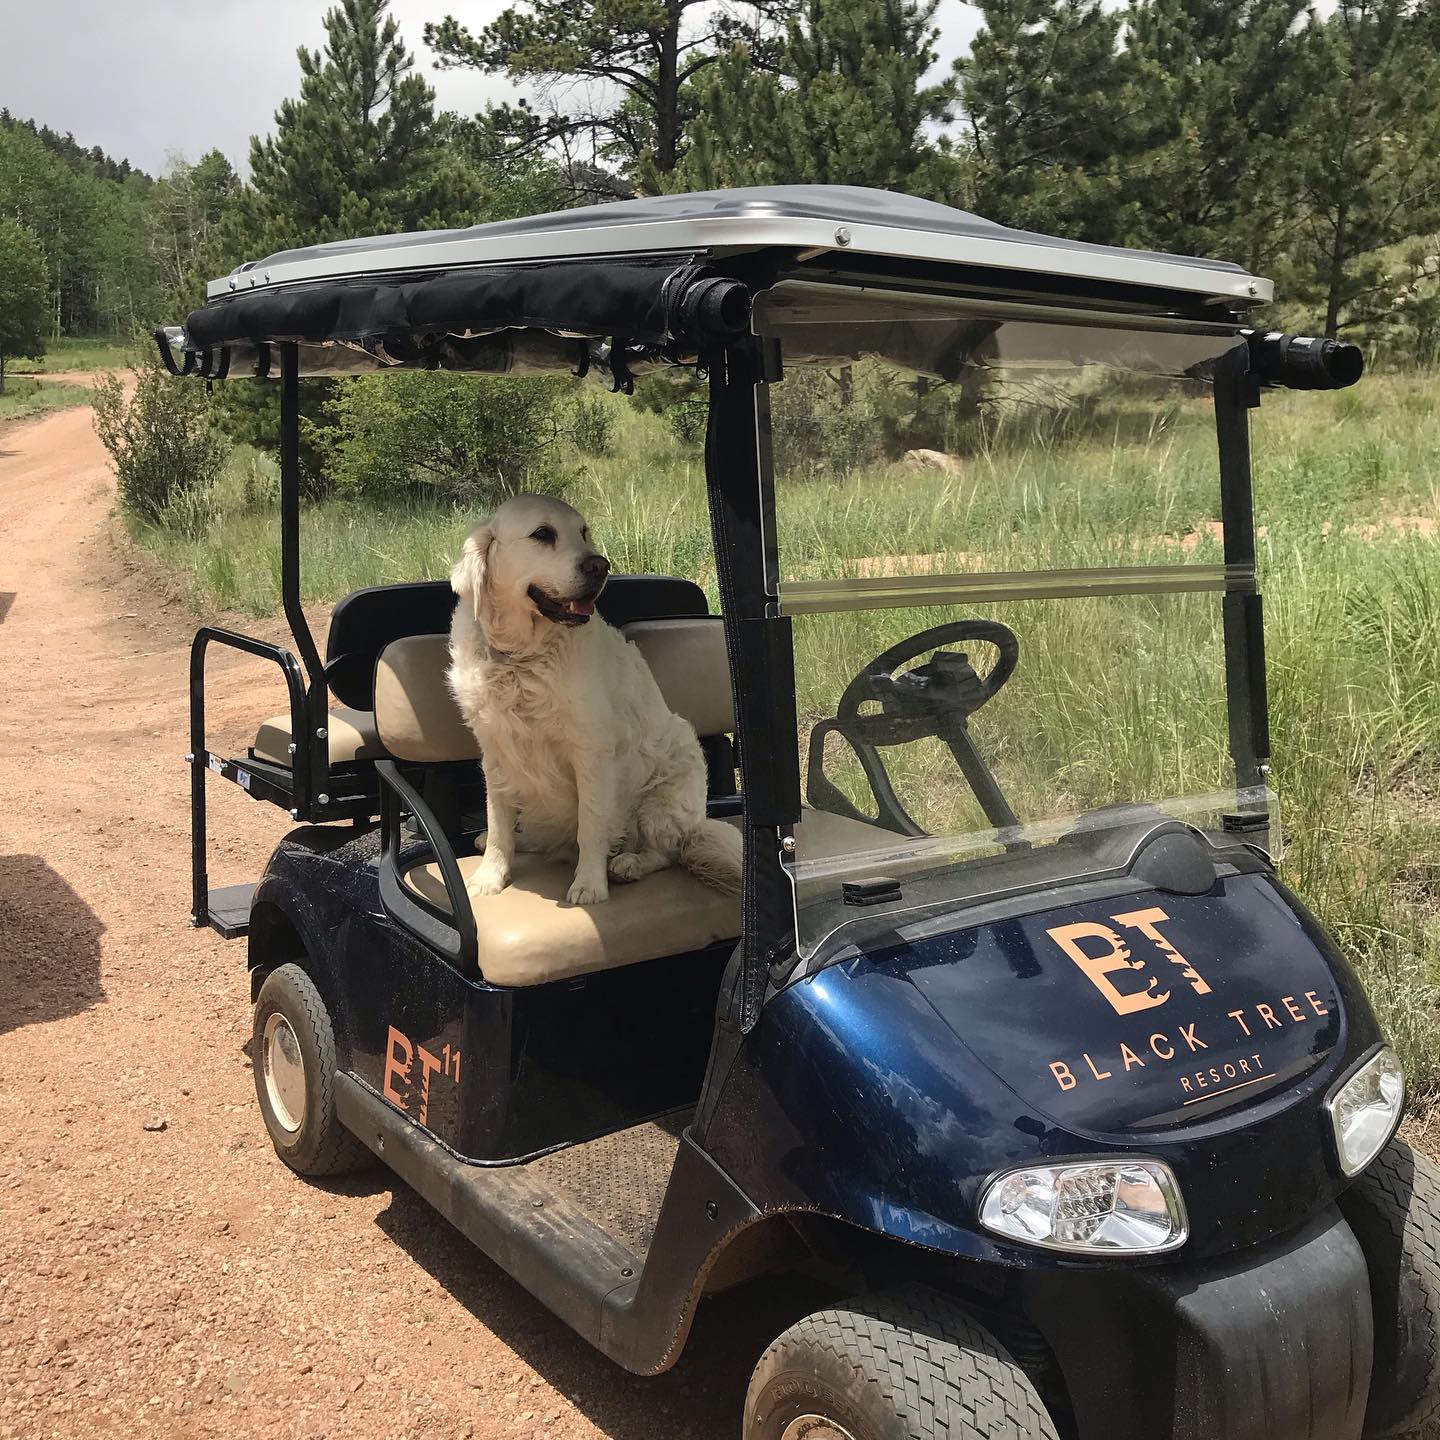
xmin=581 ymin=527 xmax=591 ymax=542
xmin=530 ymin=526 xmax=556 ymax=545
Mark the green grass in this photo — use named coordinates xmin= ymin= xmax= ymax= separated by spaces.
xmin=0 ymin=375 xmax=95 ymax=424
xmin=128 ymin=372 xmax=1440 ymax=1096
xmin=13 ymin=336 xmax=130 ymax=374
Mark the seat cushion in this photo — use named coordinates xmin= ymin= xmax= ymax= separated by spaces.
xmin=405 ymin=850 xmax=741 ymax=986
xmin=404 ymin=807 xmax=902 ymax=987
xmin=253 ymin=705 xmax=383 ymax=767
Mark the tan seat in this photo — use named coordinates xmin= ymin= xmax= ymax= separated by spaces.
xmin=404 ymin=806 xmax=897 ymax=987
xmin=405 ymin=850 xmax=741 ymax=986
xmin=253 ymin=705 xmax=384 ymax=767
xmin=621 ymin=617 xmax=735 ymax=737
xmin=374 ymin=627 xmax=901 ymax=987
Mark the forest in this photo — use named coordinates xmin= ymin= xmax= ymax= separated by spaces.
xmin=2 ymin=0 xmax=1439 ymax=370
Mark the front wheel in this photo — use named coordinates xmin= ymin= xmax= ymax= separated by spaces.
xmin=1339 ymin=1138 xmax=1440 ymax=1437
xmin=744 ymin=1286 xmax=1059 ymax=1440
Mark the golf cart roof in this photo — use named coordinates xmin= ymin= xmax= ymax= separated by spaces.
xmin=160 ymin=185 xmax=1272 ymax=380
xmin=212 ymin=186 xmax=1269 ymax=307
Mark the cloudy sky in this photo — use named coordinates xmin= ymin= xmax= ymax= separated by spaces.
xmin=0 ymin=1 xmax=988 ymax=177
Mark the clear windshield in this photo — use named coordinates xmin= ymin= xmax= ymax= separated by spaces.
xmin=753 ymin=288 xmax=1268 ymax=956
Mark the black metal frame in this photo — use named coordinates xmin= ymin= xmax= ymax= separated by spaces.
xmin=189 ymin=625 xmax=307 ymax=926
xmin=189 ymin=341 xmax=339 ymax=932
xmin=374 ymin=757 xmax=478 ymax=973
xmin=1215 ymin=344 xmax=1271 ymax=799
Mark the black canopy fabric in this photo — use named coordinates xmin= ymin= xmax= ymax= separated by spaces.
xmin=183 ymin=256 xmax=742 ymax=351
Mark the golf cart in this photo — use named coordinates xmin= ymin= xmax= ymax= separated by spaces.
xmin=162 ymin=185 xmax=1440 ymax=1440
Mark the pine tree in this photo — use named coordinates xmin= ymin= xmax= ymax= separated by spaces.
xmin=959 ymin=0 xmax=1138 ymax=240
xmin=0 ymin=219 xmax=48 ymax=393
xmin=425 ymin=1 xmax=783 ymax=191
xmin=1288 ymin=0 xmax=1440 ymax=335
xmin=243 ymin=0 xmax=478 ymax=249
xmin=669 ymin=0 xmax=956 ymax=194
xmin=1122 ymin=0 xmax=1315 ymax=271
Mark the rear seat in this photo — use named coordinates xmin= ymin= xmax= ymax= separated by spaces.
xmin=373 ymin=619 xmax=899 ymax=987
xmin=253 ymin=705 xmax=384 ymax=767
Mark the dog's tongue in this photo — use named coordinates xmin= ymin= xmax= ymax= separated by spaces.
xmin=566 ymin=598 xmax=596 ymax=617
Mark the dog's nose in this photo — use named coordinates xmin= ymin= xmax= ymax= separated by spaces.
xmin=580 ymin=554 xmax=611 ymax=584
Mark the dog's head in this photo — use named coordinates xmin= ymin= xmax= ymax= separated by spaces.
xmin=451 ymin=495 xmax=611 ymax=642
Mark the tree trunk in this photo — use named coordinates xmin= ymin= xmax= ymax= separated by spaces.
xmin=1324 ymin=199 xmax=1349 ymax=339
xmin=0 ymin=353 xmax=6 ymax=397
xmin=655 ymin=4 xmax=683 ymax=173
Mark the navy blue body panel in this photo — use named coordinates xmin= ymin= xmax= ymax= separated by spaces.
xmin=249 ymin=827 xmax=729 ymax=1162
xmin=703 ymin=872 xmax=1384 ymax=1263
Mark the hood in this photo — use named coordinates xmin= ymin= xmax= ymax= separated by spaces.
xmin=903 ymin=873 xmax=1347 ymax=1141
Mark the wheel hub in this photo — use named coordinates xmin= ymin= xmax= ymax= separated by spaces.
xmin=262 ymin=1012 xmax=306 ymax=1134
xmin=781 ymin=1418 xmax=857 ymax=1440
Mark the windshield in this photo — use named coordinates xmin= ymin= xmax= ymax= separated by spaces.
xmin=752 ymin=287 xmax=1268 ymax=955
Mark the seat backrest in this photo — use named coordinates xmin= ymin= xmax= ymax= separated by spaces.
xmin=328 ymin=575 xmax=710 ymax=710
xmin=374 ymin=616 xmax=736 ymax=767
xmin=374 ymin=635 xmax=481 ymax=763
xmin=623 ymin=617 xmax=735 ymax=737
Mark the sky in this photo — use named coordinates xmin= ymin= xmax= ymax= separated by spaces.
xmin=0 ymin=1 xmax=989 ymax=178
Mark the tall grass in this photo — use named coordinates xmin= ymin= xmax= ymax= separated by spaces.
xmin=0 ymin=375 xmax=95 ymax=423
xmin=130 ymin=372 xmax=1440 ymax=1093
xmin=15 ymin=336 xmax=130 ymax=374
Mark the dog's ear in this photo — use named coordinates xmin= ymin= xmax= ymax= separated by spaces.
xmin=451 ymin=522 xmax=494 ymax=622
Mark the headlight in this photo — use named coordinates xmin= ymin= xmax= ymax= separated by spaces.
xmin=1328 ymin=1047 xmax=1404 ymax=1176
xmin=978 ymin=1159 xmax=1187 ymax=1255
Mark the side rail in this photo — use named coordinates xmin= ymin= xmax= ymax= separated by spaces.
xmin=374 ymin=758 xmax=479 ymax=975
xmin=189 ymin=625 xmax=309 ymax=928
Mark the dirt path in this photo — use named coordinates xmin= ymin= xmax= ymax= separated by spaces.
xmin=0 ymin=405 xmax=776 ymax=1439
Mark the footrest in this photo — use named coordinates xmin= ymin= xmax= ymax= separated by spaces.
xmin=204 ymin=883 xmax=256 ymax=939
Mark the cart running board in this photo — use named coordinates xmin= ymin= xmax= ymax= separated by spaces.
xmin=202 ymin=883 xmax=256 ymax=939
xmin=333 ymin=1073 xmax=759 ymax=1375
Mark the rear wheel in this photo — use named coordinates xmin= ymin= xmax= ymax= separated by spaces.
xmin=744 ymin=1286 xmax=1059 ymax=1440
xmin=1339 ymin=1138 xmax=1440 ymax=1438
xmin=252 ymin=963 xmax=371 ymax=1177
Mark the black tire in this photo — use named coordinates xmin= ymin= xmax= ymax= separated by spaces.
xmin=744 ymin=1285 xmax=1059 ymax=1440
xmin=1338 ymin=1138 xmax=1440 ymax=1439
xmin=252 ymin=963 xmax=371 ymax=1178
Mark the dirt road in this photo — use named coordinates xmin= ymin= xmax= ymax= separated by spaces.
xmin=0 ymin=400 xmax=778 ymax=1439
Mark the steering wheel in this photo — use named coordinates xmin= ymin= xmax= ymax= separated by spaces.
xmin=806 ymin=619 xmax=1022 ymax=838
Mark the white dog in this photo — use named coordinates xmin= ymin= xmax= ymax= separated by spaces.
xmin=447 ymin=494 xmax=742 ymax=906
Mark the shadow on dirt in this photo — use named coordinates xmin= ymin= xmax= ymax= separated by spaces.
xmin=366 ymin=1180 xmax=825 ymax=1438
xmin=0 ymin=854 xmax=106 ymax=1037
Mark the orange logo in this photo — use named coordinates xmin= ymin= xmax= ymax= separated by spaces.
xmin=1046 ymin=907 xmax=1212 ymax=1016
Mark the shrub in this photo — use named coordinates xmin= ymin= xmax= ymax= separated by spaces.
xmin=570 ymin=392 xmax=617 ymax=456
xmin=666 ymin=401 xmax=708 ymax=447
xmin=94 ymin=364 xmax=229 ymax=528
xmin=770 ymin=368 xmax=887 ymax=478
xmin=319 ymin=370 xmax=572 ymax=506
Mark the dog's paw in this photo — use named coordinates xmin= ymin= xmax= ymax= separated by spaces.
xmin=608 ymin=852 xmax=644 ymax=883
xmin=469 ymin=863 xmax=511 ymax=897
xmin=566 ymin=875 xmax=609 ymax=906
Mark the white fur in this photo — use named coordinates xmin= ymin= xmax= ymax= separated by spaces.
xmin=447 ymin=494 xmax=741 ymax=906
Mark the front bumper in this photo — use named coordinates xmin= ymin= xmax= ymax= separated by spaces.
xmin=1021 ymin=1204 xmax=1372 ymax=1440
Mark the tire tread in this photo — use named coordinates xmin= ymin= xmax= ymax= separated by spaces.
xmin=746 ymin=1284 xmax=1058 ymax=1439
xmin=1342 ymin=1138 xmax=1440 ymax=1438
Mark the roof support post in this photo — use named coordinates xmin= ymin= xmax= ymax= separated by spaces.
xmin=695 ymin=337 xmax=801 ymax=1104
xmin=1215 ymin=345 xmax=1270 ymax=802
xmin=279 ymin=342 xmax=330 ymax=815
